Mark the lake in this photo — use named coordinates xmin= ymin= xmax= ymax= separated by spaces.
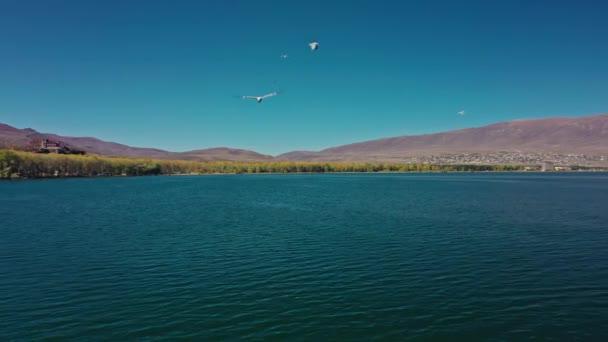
xmin=1 ymin=173 xmax=607 ymax=340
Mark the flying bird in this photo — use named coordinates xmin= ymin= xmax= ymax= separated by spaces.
xmin=308 ymin=42 xmax=319 ymax=51
xmin=458 ymin=110 xmax=465 ymax=116
xmin=242 ymin=92 xmax=278 ymax=103
xmin=280 ymin=53 xmax=288 ymax=59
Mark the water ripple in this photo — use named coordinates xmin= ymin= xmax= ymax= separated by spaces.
xmin=1 ymin=174 xmax=608 ymax=340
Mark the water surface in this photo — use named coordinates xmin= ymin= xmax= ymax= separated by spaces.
xmin=1 ymin=173 xmax=607 ymax=340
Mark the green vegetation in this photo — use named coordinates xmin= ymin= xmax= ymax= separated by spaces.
xmin=0 ymin=149 xmax=526 ymax=179
xmin=569 ymin=165 xmax=608 ymax=171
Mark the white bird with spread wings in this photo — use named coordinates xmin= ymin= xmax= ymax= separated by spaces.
xmin=242 ymin=92 xmax=278 ymax=103
xmin=458 ymin=110 xmax=465 ymax=116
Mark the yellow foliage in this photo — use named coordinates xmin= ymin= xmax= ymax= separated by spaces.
xmin=0 ymin=149 xmax=524 ymax=179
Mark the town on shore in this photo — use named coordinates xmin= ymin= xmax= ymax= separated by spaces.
xmin=1 ymin=149 xmax=607 ymax=180
xmin=392 ymin=151 xmax=607 ymax=171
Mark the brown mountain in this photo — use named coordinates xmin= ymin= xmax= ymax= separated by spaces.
xmin=0 ymin=123 xmax=37 ymax=148
xmin=3 ymin=113 xmax=607 ymax=163
xmin=276 ymin=113 xmax=608 ymax=162
xmin=176 ymin=148 xmax=273 ymax=162
xmin=0 ymin=124 xmax=272 ymax=162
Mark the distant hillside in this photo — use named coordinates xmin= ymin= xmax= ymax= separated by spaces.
xmin=0 ymin=123 xmax=36 ymax=148
xmin=275 ymin=151 xmax=320 ymax=160
xmin=277 ymin=114 xmax=608 ymax=162
xmin=176 ymin=148 xmax=273 ymax=162
xmin=0 ymin=124 xmax=272 ymax=162
xmin=3 ymin=113 xmax=607 ymax=164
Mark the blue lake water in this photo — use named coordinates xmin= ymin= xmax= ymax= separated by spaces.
xmin=1 ymin=173 xmax=607 ymax=340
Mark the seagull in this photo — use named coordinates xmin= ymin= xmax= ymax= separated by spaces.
xmin=308 ymin=41 xmax=319 ymax=51
xmin=280 ymin=53 xmax=288 ymax=59
xmin=242 ymin=92 xmax=278 ymax=103
xmin=458 ymin=110 xmax=465 ymax=116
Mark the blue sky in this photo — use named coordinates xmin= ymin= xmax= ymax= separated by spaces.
xmin=1 ymin=0 xmax=607 ymax=155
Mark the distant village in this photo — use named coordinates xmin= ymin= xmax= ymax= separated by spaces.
xmin=401 ymin=151 xmax=608 ymax=170
xmin=27 ymin=139 xmax=86 ymax=155
xmin=18 ymin=139 xmax=608 ymax=171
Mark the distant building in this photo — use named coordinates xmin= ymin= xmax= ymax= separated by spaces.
xmin=27 ymin=139 xmax=85 ymax=155
xmin=541 ymin=161 xmax=554 ymax=172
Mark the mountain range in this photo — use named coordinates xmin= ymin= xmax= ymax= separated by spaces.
xmin=277 ymin=113 xmax=608 ymax=162
xmin=1 ymin=113 xmax=607 ymax=163
xmin=0 ymin=123 xmax=272 ymax=162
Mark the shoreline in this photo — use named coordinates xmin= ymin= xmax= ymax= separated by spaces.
xmin=3 ymin=169 xmax=608 ymax=181
xmin=3 ymin=149 xmax=607 ymax=180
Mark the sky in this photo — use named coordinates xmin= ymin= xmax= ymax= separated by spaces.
xmin=1 ymin=0 xmax=607 ymax=155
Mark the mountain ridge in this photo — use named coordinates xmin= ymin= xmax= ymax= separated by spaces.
xmin=276 ymin=113 xmax=608 ymax=161
xmin=0 ymin=125 xmax=272 ymax=162
xmin=2 ymin=113 xmax=607 ymax=163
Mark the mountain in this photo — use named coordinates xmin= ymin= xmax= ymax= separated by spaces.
xmin=176 ymin=148 xmax=273 ymax=162
xmin=0 ymin=124 xmax=272 ymax=162
xmin=277 ymin=114 xmax=608 ymax=162
xmin=0 ymin=123 xmax=36 ymax=148
xmin=2 ymin=113 xmax=607 ymax=164
xmin=274 ymin=151 xmax=319 ymax=160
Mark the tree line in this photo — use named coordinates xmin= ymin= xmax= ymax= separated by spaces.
xmin=0 ymin=149 xmax=525 ymax=179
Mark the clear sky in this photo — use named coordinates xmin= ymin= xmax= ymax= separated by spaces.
xmin=1 ymin=0 xmax=607 ymax=155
